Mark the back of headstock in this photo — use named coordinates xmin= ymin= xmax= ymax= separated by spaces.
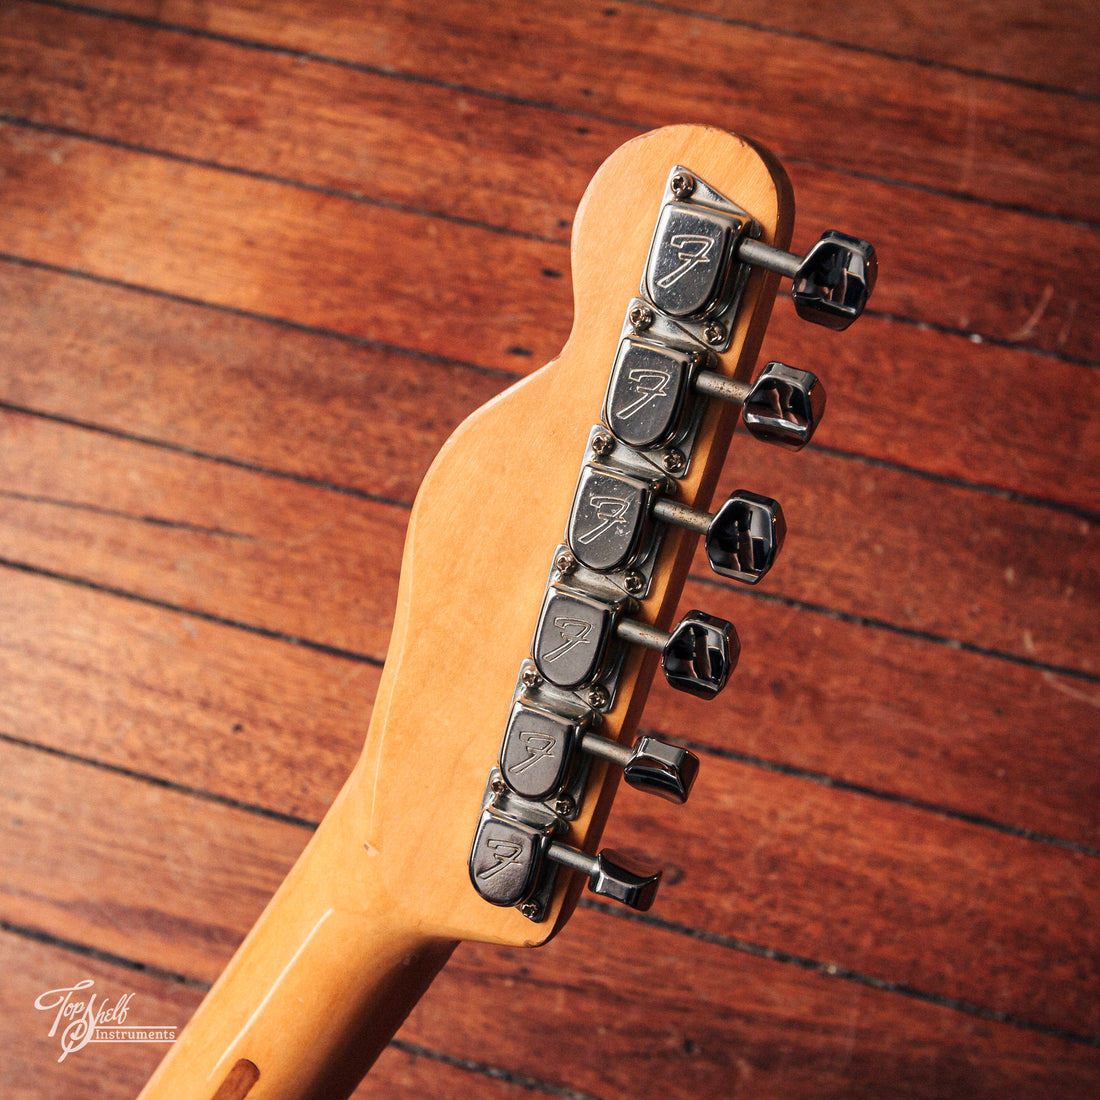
xmin=140 ymin=123 xmax=875 ymax=1100
xmin=368 ymin=123 xmax=875 ymax=946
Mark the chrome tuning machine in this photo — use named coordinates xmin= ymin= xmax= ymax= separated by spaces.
xmin=470 ymin=155 xmax=878 ymax=925
xmin=643 ymin=166 xmax=876 ymax=333
xmin=567 ymin=462 xmax=785 ymax=584
xmin=470 ymin=806 xmax=661 ymax=914
xmin=532 ymin=586 xmax=738 ymax=700
xmin=605 ymin=340 xmax=826 ymax=453
xmin=499 ymin=699 xmax=699 ymax=805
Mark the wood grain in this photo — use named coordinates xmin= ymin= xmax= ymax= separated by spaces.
xmin=2 ymin=399 xmax=1093 ymax=678
xmin=670 ymin=0 xmax=1100 ymax=96
xmin=0 ymin=1 xmax=1096 ymax=1097
xmin=1 ymin=738 xmax=1095 ymax=1093
xmin=1 ymin=117 xmax=1097 ymax=366
xmin=3 ymin=530 xmax=1096 ymax=850
xmin=0 ymin=931 xmax=543 ymax=1100
xmin=8 ymin=721 xmax=1095 ymax=1037
xmin=1 ymin=258 xmax=1096 ymax=529
xmin=61 ymin=0 xmax=1100 ymax=220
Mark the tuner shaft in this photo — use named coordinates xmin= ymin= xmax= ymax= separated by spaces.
xmin=651 ymin=497 xmax=711 ymax=536
xmin=693 ymin=370 xmax=750 ymax=406
xmin=615 ymin=617 xmax=668 ymax=652
xmin=736 ymin=236 xmax=802 ymax=280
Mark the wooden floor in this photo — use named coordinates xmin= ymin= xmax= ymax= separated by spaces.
xmin=2 ymin=2 xmax=1098 ymax=1096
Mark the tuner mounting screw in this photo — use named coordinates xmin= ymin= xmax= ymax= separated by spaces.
xmin=520 ymin=900 xmax=542 ymax=920
xmin=555 ymin=550 xmax=577 ymax=575
xmin=703 ymin=322 xmax=725 ymax=345
xmin=490 ymin=775 xmax=508 ymax=795
xmin=554 ymin=794 xmax=576 ymax=817
xmin=627 ymin=304 xmax=654 ymax=330
xmin=521 ymin=666 xmax=542 ymax=689
xmin=592 ymin=431 xmax=615 ymax=458
xmin=585 ymin=684 xmax=610 ymax=710
xmin=670 ymin=171 xmax=695 ymax=198
xmin=623 ymin=569 xmax=646 ymax=596
xmin=662 ymin=447 xmax=686 ymax=474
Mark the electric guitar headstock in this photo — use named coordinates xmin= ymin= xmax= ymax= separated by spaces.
xmin=141 ymin=124 xmax=875 ymax=1100
xmin=369 ymin=123 xmax=875 ymax=943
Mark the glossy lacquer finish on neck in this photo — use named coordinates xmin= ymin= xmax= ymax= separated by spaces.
xmin=139 ymin=125 xmax=791 ymax=1100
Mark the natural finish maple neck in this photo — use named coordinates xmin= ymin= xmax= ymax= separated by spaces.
xmin=137 ymin=766 xmax=455 ymax=1100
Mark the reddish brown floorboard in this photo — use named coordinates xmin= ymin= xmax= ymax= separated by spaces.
xmin=0 ymin=2 xmax=1096 ymax=1097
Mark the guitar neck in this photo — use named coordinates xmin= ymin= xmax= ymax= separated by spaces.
xmin=138 ymin=771 xmax=456 ymax=1100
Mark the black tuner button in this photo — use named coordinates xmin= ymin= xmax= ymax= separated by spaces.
xmin=582 ymin=732 xmax=699 ymax=804
xmin=791 ymin=231 xmax=877 ymax=331
xmin=741 ymin=362 xmax=826 ymax=449
xmin=618 ymin=610 xmax=739 ymax=699
xmin=653 ymin=489 xmax=785 ymax=584
xmin=695 ymin=361 xmax=826 ymax=450
xmin=737 ymin=230 xmax=877 ymax=331
xmin=662 ymin=611 xmax=739 ymax=698
xmin=469 ymin=808 xmax=661 ymax=913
